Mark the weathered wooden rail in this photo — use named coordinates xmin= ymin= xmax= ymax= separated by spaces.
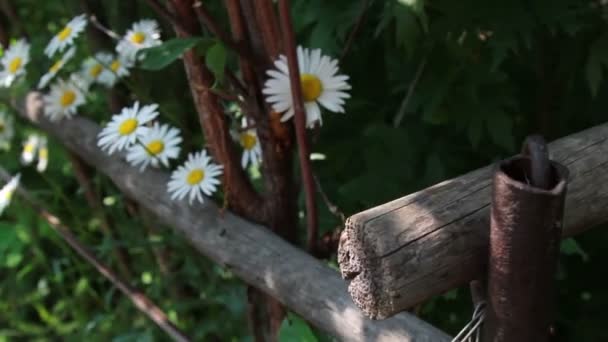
xmin=18 ymin=93 xmax=450 ymax=340
xmin=338 ymin=121 xmax=608 ymax=319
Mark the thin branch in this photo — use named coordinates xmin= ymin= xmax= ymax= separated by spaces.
xmin=224 ymin=0 xmax=261 ymax=122
xmin=253 ymin=0 xmax=282 ymax=59
xmin=277 ymin=0 xmax=318 ymax=254
xmin=0 ymin=167 xmax=192 ymax=342
xmin=89 ymin=15 xmax=121 ymax=41
xmin=393 ymin=55 xmax=427 ymax=127
xmin=225 ymin=69 xmax=248 ymax=97
xmin=313 ymin=174 xmax=345 ymax=223
xmin=68 ymin=153 xmax=133 ymax=279
xmin=209 ymin=87 xmax=241 ymax=102
xmin=340 ymin=0 xmax=371 ymax=61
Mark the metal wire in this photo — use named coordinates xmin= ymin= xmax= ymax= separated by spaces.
xmin=451 ymin=301 xmax=486 ymax=342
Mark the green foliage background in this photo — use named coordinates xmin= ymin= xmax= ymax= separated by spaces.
xmin=1 ymin=0 xmax=608 ymax=340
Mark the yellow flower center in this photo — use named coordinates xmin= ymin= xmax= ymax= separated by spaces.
xmin=2 ymin=189 xmax=13 ymax=201
xmin=130 ymin=32 xmax=146 ymax=44
xmin=57 ymin=27 xmax=72 ymax=42
xmin=300 ymin=73 xmax=323 ymax=102
xmin=24 ymin=142 xmax=35 ymax=153
xmin=146 ymin=140 xmax=164 ymax=156
xmin=240 ymin=132 xmax=257 ymax=150
xmin=186 ymin=169 xmax=205 ymax=185
xmin=49 ymin=60 xmax=62 ymax=73
xmin=8 ymin=57 xmax=22 ymax=74
xmin=118 ymin=118 xmax=138 ymax=135
xmin=60 ymin=90 xmax=76 ymax=107
xmin=39 ymin=148 xmax=48 ymax=159
xmin=110 ymin=60 xmax=121 ymax=72
xmin=89 ymin=64 xmax=103 ymax=78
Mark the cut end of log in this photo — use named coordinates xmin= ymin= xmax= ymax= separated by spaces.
xmin=337 ymin=228 xmax=361 ymax=280
xmin=338 ymin=215 xmax=389 ymax=320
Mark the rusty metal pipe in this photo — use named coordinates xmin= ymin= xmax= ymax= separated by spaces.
xmin=483 ymin=137 xmax=568 ymax=342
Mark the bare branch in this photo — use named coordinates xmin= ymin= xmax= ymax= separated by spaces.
xmin=341 ymin=0 xmax=371 ymax=61
xmin=314 ymin=174 xmax=346 ymax=223
xmin=88 ymin=15 xmax=121 ymax=41
xmin=393 ymin=55 xmax=427 ymax=127
xmin=0 ymin=166 xmax=191 ymax=342
xmin=277 ymin=0 xmax=319 ymax=254
xmin=68 ymin=153 xmax=133 ymax=279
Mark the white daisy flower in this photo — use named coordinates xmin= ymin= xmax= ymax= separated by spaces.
xmin=167 ymin=150 xmax=223 ymax=204
xmin=38 ymin=47 xmax=76 ymax=89
xmin=43 ymin=79 xmax=85 ymax=121
xmin=0 ymin=173 xmax=20 ymax=215
xmin=80 ymin=53 xmax=106 ymax=85
xmin=116 ymin=19 xmax=161 ymax=61
xmin=44 ymin=14 xmax=87 ymax=57
xmin=36 ymin=137 xmax=49 ymax=173
xmin=0 ymin=112 xmax=14 ymax=150
xmin=238 ymin=118 xmax=262 ymax=168
xmin=126 ymin=122 xmax=182 ymax=171
xmin=96 ymin=52 xmax=132 ymax=88
xmin=263 ymin=46 xmax=351 ymax=128
xmin=97 ymin=102 xmax=159 ymax=155
xmin=0 ymin=39 xmax=30 ymax=87
xmin=21 ymin=134 xmax=39 ymax=165
xmin=69 ymin=72 xmax=93 ymax=92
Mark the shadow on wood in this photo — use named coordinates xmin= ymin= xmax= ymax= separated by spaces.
xmin=338 ymin=122 xmax=608 ymax=319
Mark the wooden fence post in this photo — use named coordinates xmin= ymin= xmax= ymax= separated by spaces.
xmin=483 ymin=136 xmax=568 ymax=341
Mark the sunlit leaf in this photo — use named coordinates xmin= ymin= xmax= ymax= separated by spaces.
xmin=279 ymin=313 xmax=317 ymax=342
xmin=205 ymin=42 xmax=227 ymax=85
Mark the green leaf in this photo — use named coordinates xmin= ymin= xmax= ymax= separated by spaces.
xmin=0 ymin=223 xmax=18 ymax=253
xmin=139 ymin=37 xmax=210 ymax=71
xmin=279 ymin=313 xmax=317 ymax=342
xmin=205 ymin=42 xmax=227 ymax=85
xmin=5 ymin=252 xmax=22 ymax=268
xmin=560 ymin=238 xmax=589 ymax=262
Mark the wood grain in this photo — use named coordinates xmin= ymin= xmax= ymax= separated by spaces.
xmin=338 ymin=121 xmax=608 ymax=319
xmin=18 ymin=92 xmax=451 ymax=341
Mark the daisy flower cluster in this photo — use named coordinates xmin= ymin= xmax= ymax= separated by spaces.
xmin=97 ymin=101 xmax=223 ymax=204
xmin=0 ymin=9 xmax=351 ymax=212
xmin=34 ymin=16 xmax=164 ymax=123
xmin=20 ymin=134 xmax=49 ymax=173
